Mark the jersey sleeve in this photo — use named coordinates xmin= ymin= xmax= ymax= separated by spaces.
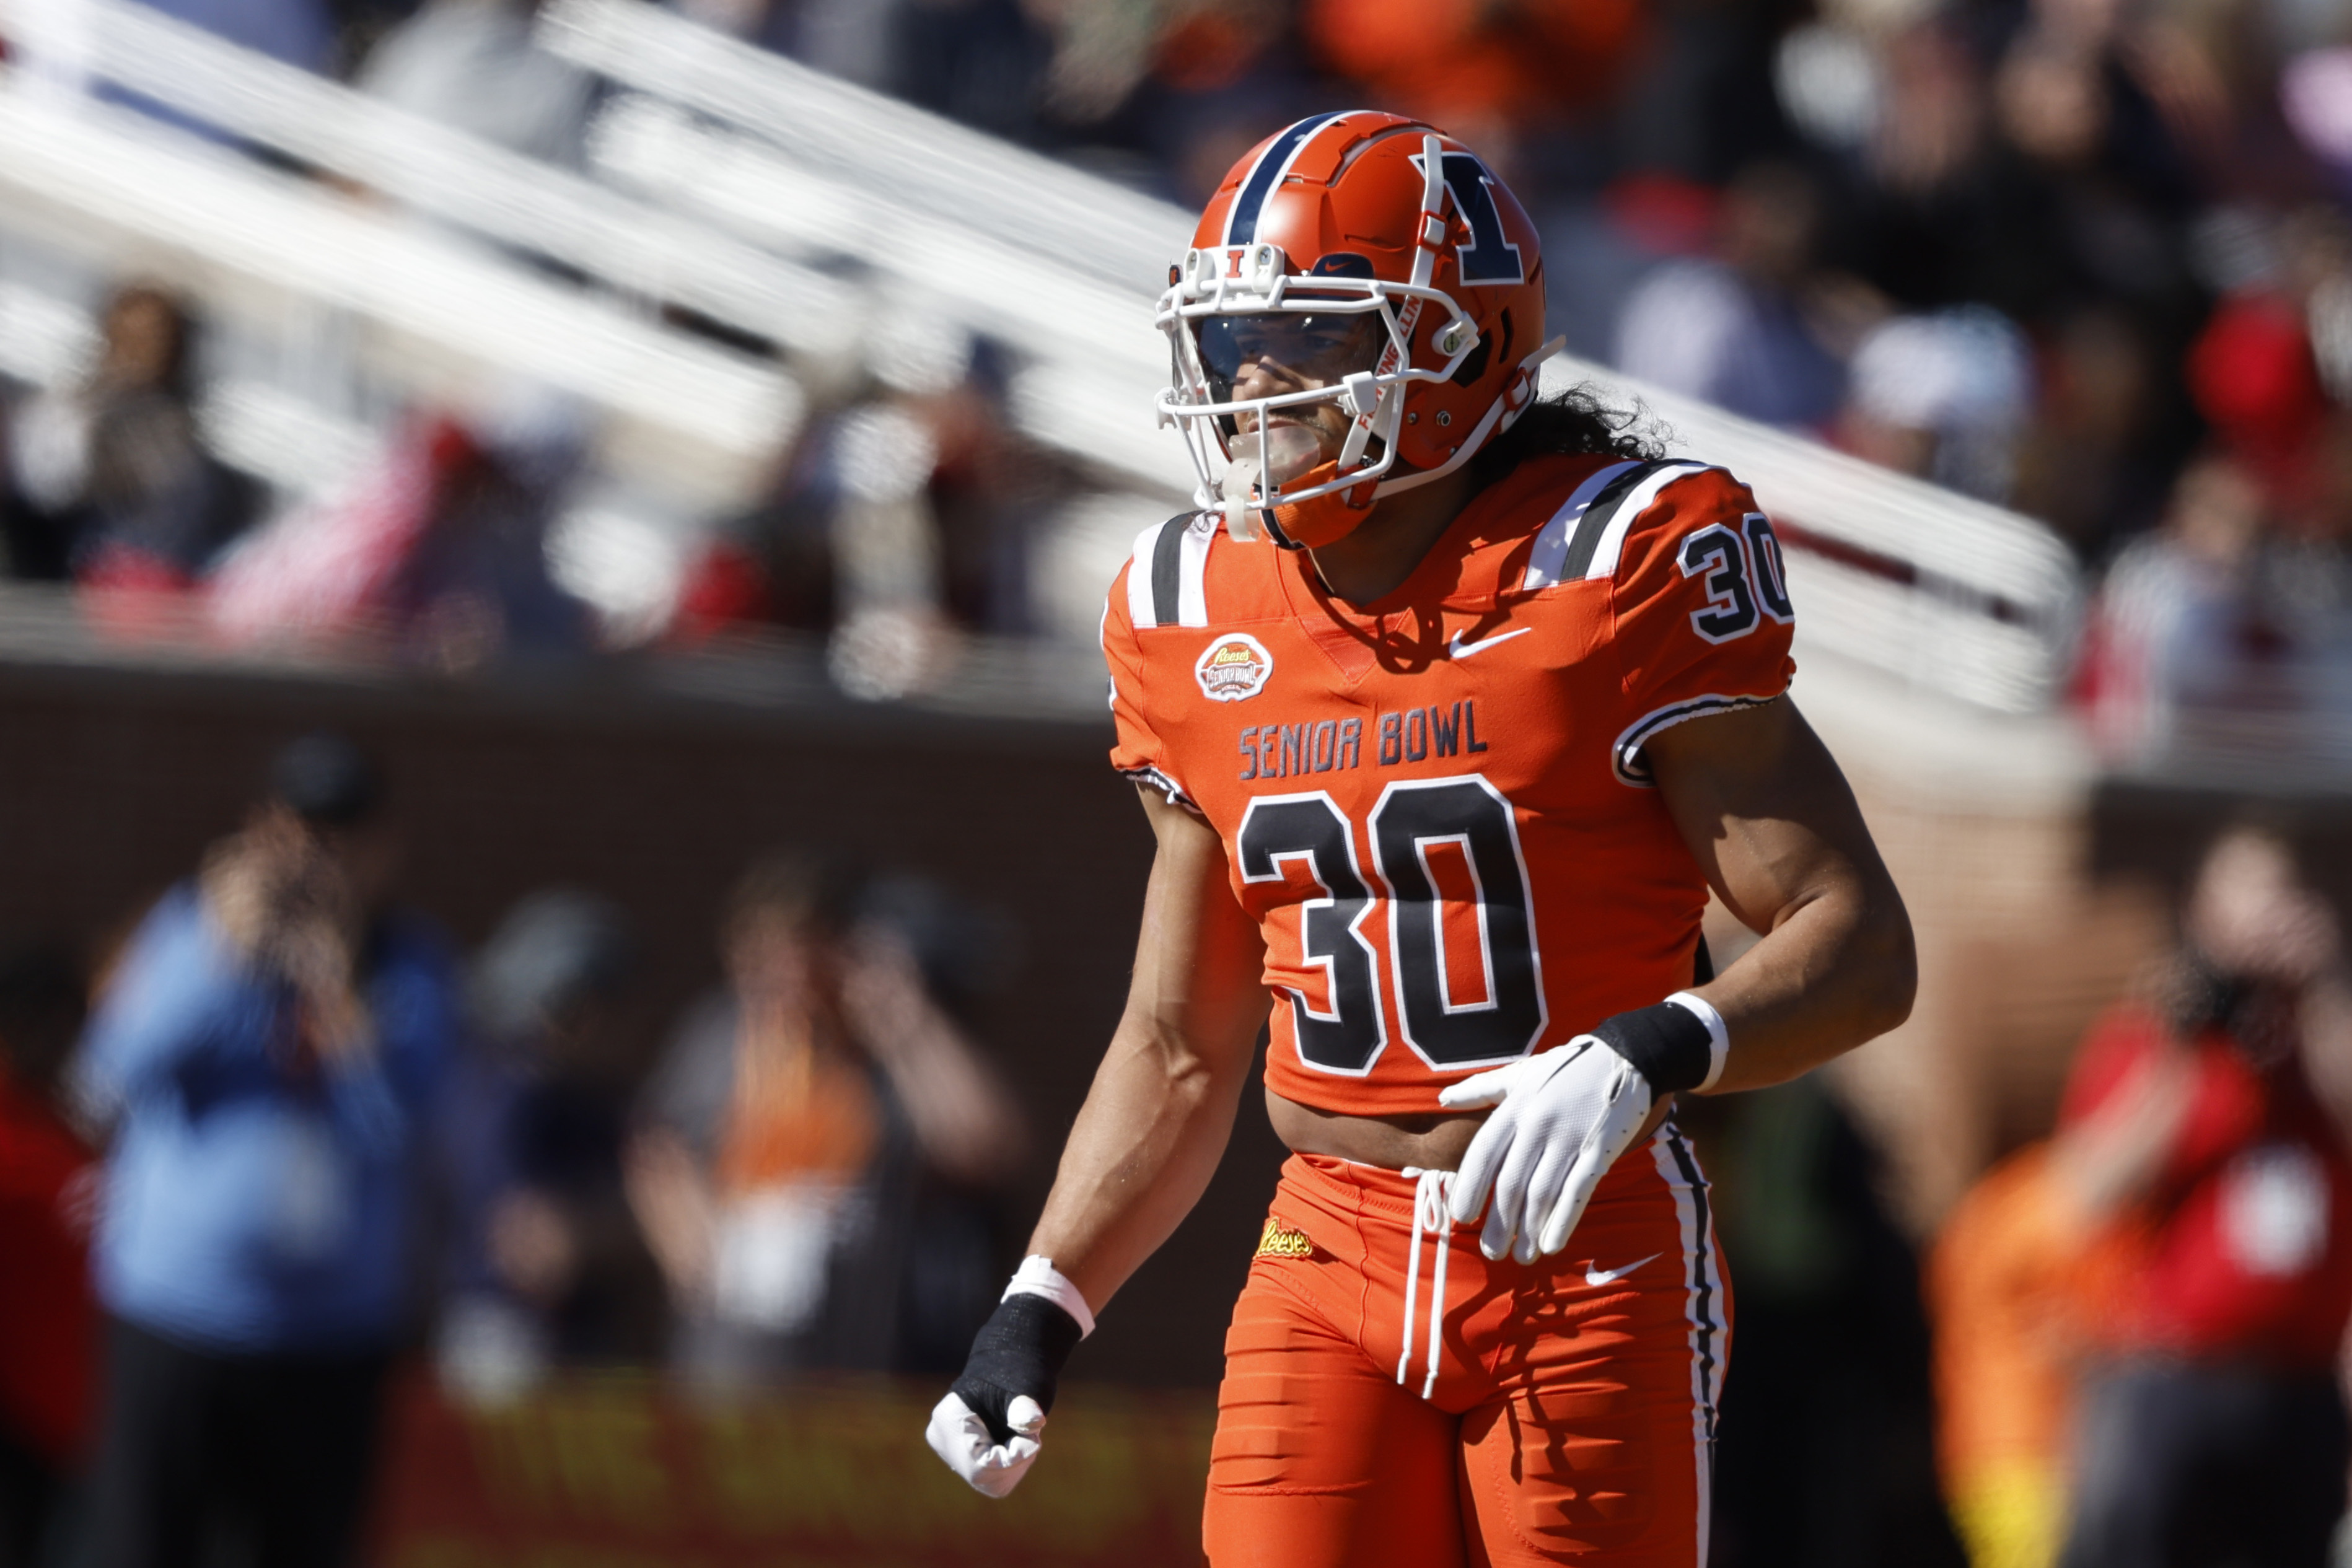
xmin=1102 ymin=559 xmax=1195 ymax=810
xmin=1605 ymin=465 xmax=1797 ymax=786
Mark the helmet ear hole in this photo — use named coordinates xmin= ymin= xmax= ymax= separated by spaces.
xmin=1447 ymin=307 xmax=1512 ymax=388
xmin=1449 ymin=329 xmax=1493 ymax=388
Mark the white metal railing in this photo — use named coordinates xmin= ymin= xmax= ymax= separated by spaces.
xmin=0 ymin=0 xmax=861 ymax=362
xmin=0 ymin=76 xmax=796 ymax=499
xmin=1541 ymin=357 xmax=2083 ymax=713
xmin=536 ymin=0 xmax=1184 ymax=297
xmin=582 ymin=92 xmax=1191 ymax=494
xmin=0 ymin=0 xmax=1196 ymax=495
xmin=535 ymin=0 xmax=1194 ymax=493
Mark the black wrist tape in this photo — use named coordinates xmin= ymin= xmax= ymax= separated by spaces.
xmin=950 ymin=1293 xmax=1084 ymax=1445
xmin=1590 ymin=1001 xmax=1714 ymax=1094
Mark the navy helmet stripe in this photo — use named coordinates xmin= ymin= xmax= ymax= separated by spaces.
xmin=1225 ymin=112 xmax=1348 ymax=247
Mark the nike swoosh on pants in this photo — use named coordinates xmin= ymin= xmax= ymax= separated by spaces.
xmin=1582 ymin=1251 xmax=1661 ymax=1288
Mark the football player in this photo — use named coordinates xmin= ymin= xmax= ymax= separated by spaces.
xmin=927 ymin=111 xmax=1916 ymax=1567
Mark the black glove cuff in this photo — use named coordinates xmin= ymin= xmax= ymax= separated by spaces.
xmin=1590 ymin=1001 xmax=1715 ymax=1094
xmin=950 ymin=1293 xmax=1084 ymax=1445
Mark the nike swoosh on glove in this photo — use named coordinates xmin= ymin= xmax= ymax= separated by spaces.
xmin=926 ymin=1292 xmax=1082 ymax=1497
xmin=1439 ymin=1038 xmax=1654 ymax=1264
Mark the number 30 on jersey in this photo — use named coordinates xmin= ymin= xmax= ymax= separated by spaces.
xmin=1235 ymin=775 xmax=1545 ymax=1075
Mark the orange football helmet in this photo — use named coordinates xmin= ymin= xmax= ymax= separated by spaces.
xmin=1156 ymin=111 xmax=1557 ymax=549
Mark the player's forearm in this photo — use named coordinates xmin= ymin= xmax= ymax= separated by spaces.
xmin=1692 ymin=867 xmax=1915 ymax=1094
xmin=1018 ymin=787 xmax=1268 ymax=1311
xmin=1025 ymin=1011 xmax=1255 ymax=1311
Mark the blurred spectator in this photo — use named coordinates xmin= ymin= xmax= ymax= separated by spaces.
xmin=1928 ymin=1146 xmax=2089 ymax=1568
xmin=850 ymin=870 xmax=1031 ymax=1373
xmin=1610 ymin=0 xmax=1801 ymax=191
xmin=888 ymin=0 xmax=1051 ymax=146
xmin=2 ymin=285 xmax=260 ymax=589
xmin=1838 ymin=305 xmax=2034 ymax=502
xmin=1685 ymin=1075 xmax=1967 ymax=1568
xmin=0 ymin=948 xmax=95 ymax=1568
xmin=357 ymin=0 xmax=599 ymax=167
xmin=626 ymin=851 xmax=1024 ymax=1383
xmin=2048 ymin=825 xmax=2352 ymax=1568
xmin=0 ymin=399 xmax=51 ymax=582
xmin=1297 ymin=0 xmax=1643 ymax=168
xmin=434 ymin=890 xmax=657 ymax=1398
xmin=1820 ymin=12 xmax=2200 ymax=337
xmin=2185 ymin=205 xmax=2347 ymax=507
xmin=2010 ymin=305 xmax=2170 ymax=560
xmin=2076 ymin=455 xmax=2276 ymax=758
xmin=1613 ymin=160 xmax=1867 ymax=430
xmin=134 ymin=0 xmax=334 ymax=71
xmin=209 ymin=407 xmax=592 ymax=667
xmin=1831 ymin=20 xmax=2051 ymax=321
xmin=674 ymin=338 xmax=1061 ymax=694
xmin=671 ymin=416 xmax=842 ymax=641
xmin=70 ymin=734 xmax=459 ymax=1568
xmin=668 ymin=0 xmax=1049 ymax=144
xmin=1986 ymin=23 xmax=2196 ymax=304
xmin=1114 ymin=3 xmax=1318 ymax=209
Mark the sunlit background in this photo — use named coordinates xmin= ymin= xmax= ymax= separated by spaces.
xmin=1 ymin=0 xmax=2350 ymax=1565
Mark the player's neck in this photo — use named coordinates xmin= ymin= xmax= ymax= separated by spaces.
xmin=1305 ymin=468 xmax=1480 ymax=608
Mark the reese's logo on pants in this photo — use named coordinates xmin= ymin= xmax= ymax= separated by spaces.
xmin=1255 ymin=1218 xmax=1315 ymax=1259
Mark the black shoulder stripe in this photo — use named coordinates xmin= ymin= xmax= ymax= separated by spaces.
xmin=1557 ymin=461 xmax=1665 ymax=582
xmin=1148 ymin=512 xmax=1190 ymax=628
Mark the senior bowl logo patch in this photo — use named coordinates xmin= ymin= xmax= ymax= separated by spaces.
xmin=1255 ymin=1217 xmax=1315 ymax=1259
xmin=1195 ymin=634 xmax=1273 ymax=702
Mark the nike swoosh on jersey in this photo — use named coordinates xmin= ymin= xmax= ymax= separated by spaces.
xmin=1583 ymin=1252 xmax=1662 ymax=1289
xmin=1447 ymin=627 xmax=1531 ymax=660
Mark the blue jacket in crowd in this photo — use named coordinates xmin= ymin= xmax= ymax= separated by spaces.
xmin=75 ymin=887 xmax=456 ymax=1355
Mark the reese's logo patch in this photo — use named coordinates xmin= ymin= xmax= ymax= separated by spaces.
xmin=1195 ymin=634 xmax=1273 ymax=703
xmin=1255 ymin=1218 xmax=1315 ymax=1260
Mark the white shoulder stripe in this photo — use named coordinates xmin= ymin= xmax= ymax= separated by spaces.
xmin=1126 ymin=515 xmax=1218 ymax=628
xmin=1125 ymin=521 xmax=1161 ymax=628
xmin=1520 ymin=460 xmax=1639 ymax=591
xmin=1581 ymin=462 xmax=1713 ymax=582
xmin=1176 ymin=516 xmax=1213 ymax=628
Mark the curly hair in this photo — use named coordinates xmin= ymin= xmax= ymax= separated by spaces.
xmin=1465 ymin=383 xmax=1667 ymax=491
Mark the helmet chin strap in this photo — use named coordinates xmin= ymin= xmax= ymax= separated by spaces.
xmin=1221 ymin=454 xmax=1265 ymax=542
xmin=1371 ymin=335 xmax=1566 ymax=501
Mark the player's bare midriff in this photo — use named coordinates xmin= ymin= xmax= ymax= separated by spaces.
xmin=1267 ymin=1087 xmax=1675 ymax=1172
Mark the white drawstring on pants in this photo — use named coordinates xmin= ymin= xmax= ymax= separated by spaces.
xmin=1395 ymin=1167 xmax=1454 ymax=1399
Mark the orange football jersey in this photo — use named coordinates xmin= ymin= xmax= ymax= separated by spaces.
xmin=1103 ymin=453 xmax=1797 ymax=1118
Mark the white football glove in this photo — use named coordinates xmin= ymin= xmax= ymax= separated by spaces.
xmin=924 ymin=1258 xmax=1092 ymax=1498
xmin=925 ymin=1390 xmax=1047 ymax=1499
xmin=1440 ymin=1038 xmax=1654 ymax=1264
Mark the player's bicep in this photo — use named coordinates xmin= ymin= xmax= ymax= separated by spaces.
xmin=1121 ymin=786 xmax=1268 ymax=1073
xmin=1643 ymin=698 xmax=1892 ymax=939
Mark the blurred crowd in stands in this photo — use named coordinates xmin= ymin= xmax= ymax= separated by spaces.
xmin=0 ymin=734 xmax=1030 ymax=1567
xmin=0 ymin=0 xmax=2349 ymax=751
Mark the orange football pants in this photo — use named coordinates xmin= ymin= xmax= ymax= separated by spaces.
xmin=1203 ymin=1126 xmax=1730 ymax=1567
